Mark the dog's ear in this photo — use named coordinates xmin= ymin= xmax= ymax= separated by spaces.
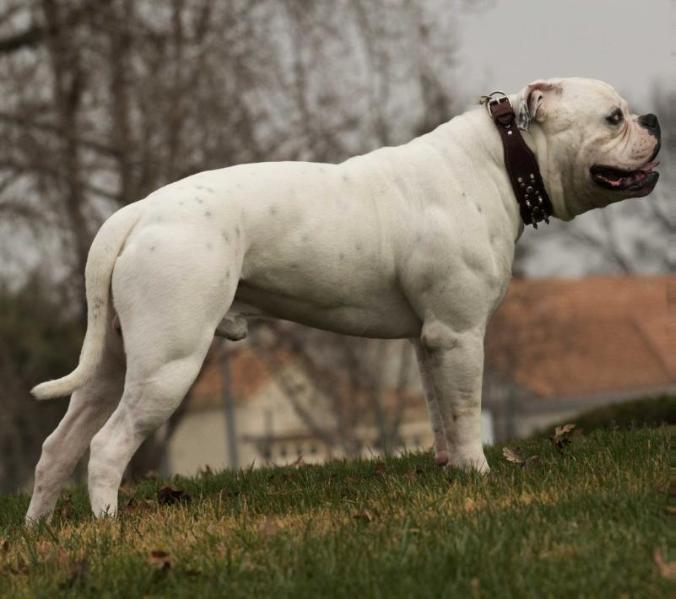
xmin=517 ymin=80 xmax=562 ymax=131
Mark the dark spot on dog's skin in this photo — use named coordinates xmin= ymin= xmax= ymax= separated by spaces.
xmin=195 ymin=197 xmax=203 ymax=204
xmin=225 ymin=269 xmax=231 ymax=279
xmin=206 ymin=242 xmax=213 ymax=250
xmin=179 ymin=201 xmax=184 ymax=206
xmin=222 ymin=232 xmax=230 ymax=243
xmin=342 ymin=174 xmax=350 ymax=183
xmin=477 ymin=205 xmax=483 ymax=213
xmin=196 ymin=185 xmax=214 ymax=193
xmin=91 ymin=296 xmax=104 ymax=318
xmin=355 ymin=243 xmax=362 ymax=252
xmin=415 ymin=234 xmax=422 ymax=243
xmin=204 ymin=210 xmax=212 ymax=217
xmin=150 ymin=245 xmax=156 ymax=252
xmin=289 ymin=263 xmax=299 ymax=269
xmin=452 ymin=413 xmax=459 ymax=422
xmin=421 ymin=275 xmax=435 ymax=293
xmin=339 ymin=252 xmax=345 ymax=261
xmin=301 ymin=234 xmax=309 ymax=243
xmin=236 ymin=226 xmax=241 ymax=238
xmin=269 ymin=205 xmax=278 ymax=215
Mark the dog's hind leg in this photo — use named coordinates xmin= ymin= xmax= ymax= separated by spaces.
xmin=25 ymin=324 xmax=125 ymax=524
xmin=88 ymin=343 xmax=212 ymax=517
xmin=87 ymin=224 xmax=237 ymax=516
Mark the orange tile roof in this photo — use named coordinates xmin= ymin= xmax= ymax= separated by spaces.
xmin=188 ymin=342 xmax=292 ymax=410
xmin=486 ymin=275 xmax=675 ymax=399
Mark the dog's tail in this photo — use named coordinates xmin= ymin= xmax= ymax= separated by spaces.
xmin=31 ymin=203 xmax=141 ymax=400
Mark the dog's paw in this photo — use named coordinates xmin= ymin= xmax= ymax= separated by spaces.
xmin=445 ymin=450 xmax=490 ymax=474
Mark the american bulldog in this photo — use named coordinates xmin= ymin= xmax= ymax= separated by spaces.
xmin=26 ymin=77 xmax=661 ymax=521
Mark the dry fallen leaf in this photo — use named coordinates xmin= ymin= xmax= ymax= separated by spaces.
xmin=551 ymin=424 xmax=577 ymax=451
xmin=502 ymin=447 xmax=539 ymax=467
xmin=353 ymin=509 xmax=375 ymax=523
xmin=148 ymin=549 xmax=172 ymax=571
xmin=373 ymin=463 xmax=386 ymax=477
xmin=502 ymin=447 xmax=525 ymax=464
xmin=654 ymin=548 xmax=676 ymax=580
xmin=157 ymin=485 xmax=191 ymax=506
xmin=123 ymin=497 xmax=156 ymax=514
xmin=405 ymin=469 xmax=419 ymax=482
xmin=54 ymin=492 xmax=74 ymax=520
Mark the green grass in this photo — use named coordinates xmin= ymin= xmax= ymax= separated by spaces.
xmin=550 ymin=395 xmax=675 ymax=434
xmin=0 ymin=427 xmax=671 ymax=598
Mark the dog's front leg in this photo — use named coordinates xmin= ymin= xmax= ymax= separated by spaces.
xmin=418 ymin=321 xmax=489 ymax=473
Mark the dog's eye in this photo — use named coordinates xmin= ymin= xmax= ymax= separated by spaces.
xmin=605 ymin=109 xmax=624 ymax=126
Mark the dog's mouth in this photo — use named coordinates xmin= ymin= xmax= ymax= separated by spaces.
xmin=590 ymin=161 xmax=660 ymax=195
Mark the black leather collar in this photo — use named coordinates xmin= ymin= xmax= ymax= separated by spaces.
xmin=483 ymin=93 xmax=553 ymax=228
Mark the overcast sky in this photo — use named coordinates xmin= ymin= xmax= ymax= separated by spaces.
xmin=454 ymin=0 xmax=673 ymax=108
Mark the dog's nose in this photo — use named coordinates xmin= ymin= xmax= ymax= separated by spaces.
xmin=638 ymin=113 xmax=660 ymax=136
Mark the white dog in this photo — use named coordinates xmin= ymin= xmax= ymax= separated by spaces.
xmin=26 ymin=78 xmax=661 ymax=521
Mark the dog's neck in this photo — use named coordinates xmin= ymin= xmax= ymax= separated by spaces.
xmin=417 ymin=109 xmax=522 ymax=243
xmin=426 ymin=101 xmax=573 ymax=224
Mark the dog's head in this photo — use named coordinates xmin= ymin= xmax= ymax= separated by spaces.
xmin=516 ymin=77 xmax=661 ymax=219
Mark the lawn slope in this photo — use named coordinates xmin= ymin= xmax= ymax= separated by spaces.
xmin=0 ymin=427 xmax=671 ymax=598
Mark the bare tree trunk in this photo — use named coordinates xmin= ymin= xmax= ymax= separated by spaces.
xmin=42 ymin=0 xmax=91 ymax=309
xmin=107 ymin=0 xmax=135 ymax=206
